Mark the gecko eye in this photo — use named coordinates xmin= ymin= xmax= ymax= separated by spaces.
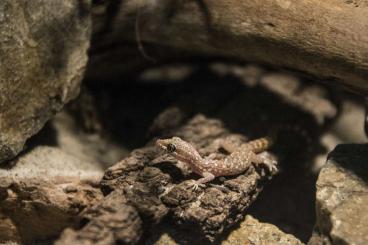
xmin=166 ymin=143 xmax=176 ymax=153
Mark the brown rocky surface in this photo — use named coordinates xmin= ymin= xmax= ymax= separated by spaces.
xmin=147 ymin=215 xmax=303 ymax=245
xmin=0 ymin=0 xmax=90 ymax=163
xmin=56 ymin=191 xmax=142 ymax=245
xmin=0 ymin=90 xmax=129 ymax=244
xmin=57 ymin=63 xmax=338 ymax=244
xmin=0 ymin=212 xmax=20 ymax=244
xmin=56 ymin=114 xmax=279 ymax=243
xmin=1 ymin=0 xmax=367 ymax=243
xmin=0 ymin=145 xmax=103 ymax=244
xmin=2 ymin=61 xmax=358 ymax=244
xmin=315 ymin=144 xmax=368 ymax=244
xmin=52 ymin=109 xmax=128 ymax=169
xmin=101 ymin=115 xmax=279 ymax=242
xmin=223 ymin=215 xmax=303 ymax=245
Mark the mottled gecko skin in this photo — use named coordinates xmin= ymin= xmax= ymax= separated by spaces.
xmin=156 ymin=136 xmax=277 ymax=186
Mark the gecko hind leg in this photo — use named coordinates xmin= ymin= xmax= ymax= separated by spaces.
xmin=213 ymin=137 xmax=241 ymax=153
xmin=206 ymin=152 xmax=223 ymax=161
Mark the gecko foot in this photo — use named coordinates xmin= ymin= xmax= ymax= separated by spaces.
xmin=188 ymin=180 xmax=206 ymax=191
xmin=258 ymin=152 xmax=278 ymax=173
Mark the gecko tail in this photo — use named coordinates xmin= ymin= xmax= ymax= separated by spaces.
xmin=246 ymin=137 xmax=274 ymax=153
xmin=246 ymin=123 xmax=312 ymax=153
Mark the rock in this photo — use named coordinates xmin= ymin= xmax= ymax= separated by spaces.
xmin=56 ymin=191 xmax=142 ymax=245
xmin=259 ymin=72 xmax=337 ymax=125
xmin=316 ymin=144 xmax=368 ymax=244
xmin=147 ymin=215 xmax=303 ymax=245
xmin=223 ymin=215 xmax=303 ymax=245
xmin=0 ymin=146 xmax=103 ymax=244
xmin=0 ymin=0 xmax=90 ymax=163
xmin=70 ymin=64 xmax=337 ymax=243
xmin=210 ymin=63 xmax=265 ymax=87
xmin=0 ymin=212 xmax=21 ymax=244
xmin=307 ymin=229 xmax=331 ymax=245
xmin=101 ymin=115 xmax=279 ymax=242
xmin=51 ymin=110 xmax=128 ymax=169
xmin=211 ymin=64 xmax=337 ymax=125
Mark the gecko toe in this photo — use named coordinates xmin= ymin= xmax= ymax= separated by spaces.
xmin=258 ymin=152 xmax=278 ymax=174
xmin=264 ymin=160 xmax=278 ymax=173
xmin=188 ymin=180 xmax=205 ymax=191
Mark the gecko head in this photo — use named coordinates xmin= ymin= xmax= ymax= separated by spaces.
xmin=156 ymin=137 xmax=202 ymax=163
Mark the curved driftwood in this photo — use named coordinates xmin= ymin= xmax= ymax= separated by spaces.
xmin=90 ymin=0 xmax=368 ymax=94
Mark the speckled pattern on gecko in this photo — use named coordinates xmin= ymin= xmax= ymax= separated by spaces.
xmin=156 ymin=136 xmax=278 ymax=186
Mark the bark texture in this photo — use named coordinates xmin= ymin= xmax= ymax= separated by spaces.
xmin=89 ymin=0 xmax=368 ymax=94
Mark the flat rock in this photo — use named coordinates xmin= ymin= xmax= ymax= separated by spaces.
xmin=0 ymin=146 xmax=103 ymax=244
xmin=149 ymin=215 xmax=303 ymax=245
xmin=223 ymin=215 xmax=303 ymax=245
xmin=0 ymin=0 xmax=90 ymax=163
xmin=316 ymin=144 xmax=368 ymax=244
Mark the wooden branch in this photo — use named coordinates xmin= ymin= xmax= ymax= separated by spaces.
xmin=90 ymin=0 xmax=368 ymax=94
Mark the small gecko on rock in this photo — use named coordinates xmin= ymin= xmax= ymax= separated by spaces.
xmin=156 ymin=136 xmax=278 ymax=188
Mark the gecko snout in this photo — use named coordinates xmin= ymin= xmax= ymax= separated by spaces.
xmin=156 ymin=139 xmax=169 ymax=150
xmin=156 ymin=138 xmax=177 ymax=153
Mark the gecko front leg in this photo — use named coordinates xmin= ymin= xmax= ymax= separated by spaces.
xmin=197 ymin=172 xmax=215 ymax=184
xmin=191 ymin=172 xmax=215 ymax=190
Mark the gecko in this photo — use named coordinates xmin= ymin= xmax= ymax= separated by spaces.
xmin=156 ymin=136 xmax=277 ymax=188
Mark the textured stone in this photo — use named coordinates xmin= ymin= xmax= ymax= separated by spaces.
xmin=56 ymin=191 xmax=142 ymax=245
xmin=100 ymin=115 xmax=278 ymax=242
xmin=0 ymin=212 xmax=20 ymax=244
xmin=0 ymin=0 xmax=90 ymax=163
xmin=223 ymin=215 xmax=303 ymax=245
xmin=0 ymin=146 xmax=103 ymax=244
xmin=316 ymin=144 xmax=368 ymax=244
xmin=149 ymin=215 xmax=303 ymax=245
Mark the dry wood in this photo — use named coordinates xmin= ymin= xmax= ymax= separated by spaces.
xmin=90 ymin=0 xmax=368 ymax=94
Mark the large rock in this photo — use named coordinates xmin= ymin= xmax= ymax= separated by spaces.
xmin=57 ymin=114 xmax=280 ymax=244
xmin=0 ymin=146 xmax=103 ymax=244
xmin=223 ymin=215 xmax=303 ymax=245
xmin=56 ymin=191 xmax=142 ymax=245
xmin=0 ymin=213 xmax=20 ymax=244
xmin=100 ymin=115 xmax=279 ymax=242
xmin=0 ymin=0 xmax=90 ymax=163
xmin=149 ymin=215 xmax=303 ymax=245
xmin=316 ymin=144 xmax=368 ymax=244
